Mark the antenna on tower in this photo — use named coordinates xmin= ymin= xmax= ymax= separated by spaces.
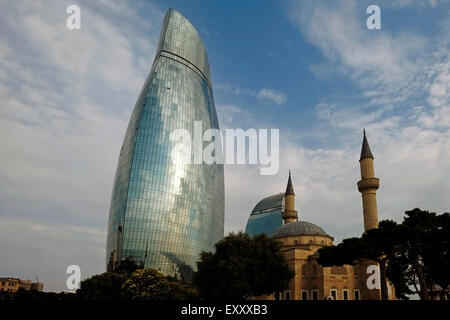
xmin=141 ymin=242 xmax=148 ymax=268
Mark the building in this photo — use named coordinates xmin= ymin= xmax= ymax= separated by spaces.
xmin=245 ymin=193 xmax=285 ymax=237
xmin=18 ymin=279 xmax=31 ymax=290
xmin=252 ymin=131 xmax=394 ymax=300
xmin=0 ymin=278 xmax=19 ymax=293
xmin=0 ymin=278 xmax=44 ymax=293
xmin=106 ymin=9 xmax=224 ymax=280
xmin=30 ymin=282 xmax=44 ymax=291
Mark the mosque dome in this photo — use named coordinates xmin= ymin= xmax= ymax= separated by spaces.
xmin=272 ymin=220 xmax=329 ymax=238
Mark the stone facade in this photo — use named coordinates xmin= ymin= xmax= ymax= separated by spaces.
xmin=269 ymin=233 xmax=382 ymax=300
xmin=0 ymin=278 xmax=44 ymax=293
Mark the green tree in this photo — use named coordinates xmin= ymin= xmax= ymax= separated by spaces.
xmin=400 ymin=209 xmax=450 ymax=299
xmin=76 ymin=267 xmax=197 ymax=301
xmin=121 ymin=269 xmax=171 ymax=300
xmin=166 ymin=276 xmax=199 ymax=300
xmin=0 ymin=288 xmax=76 ymax=301
xmin=317 ymin=234 xmax=392 ymax=299
xmin=380 ymin=209 xmax=449 ymax=300
xmin=76 ymin=272 xmax=128 ymax=300
xmin=115 ymin=257 xmax=141 ymax=276
xmin=317 ymin=208 xmax=450 ymax=300
xmin=427 ymin=211 xmax=450 ymax=299
xmin=193 ymin=232 xmax=294 ymax=300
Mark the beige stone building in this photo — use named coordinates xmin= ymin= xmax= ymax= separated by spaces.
xmin=261 ymin=130 xmax=394 ymax=300
xmin=0 ymin=278 xmax=20 ymax=293
xmin=0 ymin=278 xmax=44 ymax=293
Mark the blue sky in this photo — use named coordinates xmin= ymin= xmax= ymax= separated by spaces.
xmin=0 ymin=0 xmax=449 ymax=292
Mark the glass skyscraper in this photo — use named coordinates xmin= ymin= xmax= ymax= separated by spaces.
xmin=106 ymin=9 xmax=224 ymax=280
xmin=245 ymin=193 xmax=285 ymax=237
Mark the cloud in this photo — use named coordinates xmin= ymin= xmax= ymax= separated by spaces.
xmin=0 ymin=216 xmax=105 ymax=290
xmin=0 ymin=0 xmax=163 ymax=291
xmin=285 ymin=0 xmax=450 ymax=129
xmin=216 ymin=104 xmax=251 ymax=129
xmin=380 ymin=0 xmax=446 ymax=8
xmin=216 ymin=83 xmax=287 ymax=105
xmin=257 ymin=88 xmax=287 ymax=105
xmin=288 ymin=1 xmax=428 ymax=95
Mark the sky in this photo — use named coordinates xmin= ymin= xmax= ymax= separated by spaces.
xmin=0 ymin=0 xmax=449 ymax=292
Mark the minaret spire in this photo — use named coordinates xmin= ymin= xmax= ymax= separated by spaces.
xmin=282 ymin=170 xmax=298 ymax=224
xmin=357 ymin=129 xmax=380 ymax=231
xmin=285 ymin=169 xmax=295 ymax=196
xmin=360 ymin=128 xmax=374 ymax=161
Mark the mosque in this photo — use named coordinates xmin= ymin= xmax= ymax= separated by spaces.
xmin=245 ymin=130 xmax=395 ymax=300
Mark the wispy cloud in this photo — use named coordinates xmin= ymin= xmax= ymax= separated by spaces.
xmin=0 ymin=0 xmax=163 ymax=291
xmin=257 ymin=88 xmax=287 ymax=105
xmin=288 ymin=0 xmax=429 ymax=100
xmin=285 ymin=0 xmax=449 ymax=129
xmin=216 ymin=83 xmax=287 ymax=105
xmin=381 ymin=0 xmax=445 ymax=8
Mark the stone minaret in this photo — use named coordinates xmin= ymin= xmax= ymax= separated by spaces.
xmin=357 ymin=129 xmax=380 ymax=231
xmin=282 ymin=170 xmax=298 ymax=224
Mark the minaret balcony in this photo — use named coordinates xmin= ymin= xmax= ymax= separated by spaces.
xmin=282 ymin=209 xmax=298 ymax=223
xmin=357 ymin=177 xmax=379 ymax=192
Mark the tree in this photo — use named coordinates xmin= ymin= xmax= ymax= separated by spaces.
xmin=382 ymin=209 xmax=449 ymax=300
xmin=363 ymin=220 xmax=403 ymax=299
xmin=115 ymin=257 xmax=141 ymax=276
xmin=317 ymin=234 xmax=393 ymax=299
xmin=166 ymin=276 xmax=199 ymax=300
xmin=76 ymin=272 xmax=128 ymax=300
xmin=76 ymin=268 xmax=197 ymax=301
xmin=384 ymin=250 xmax=413 ymax=299
xmin=427 ymin=212 xmax=450 ymax=299
xmin=317 ymin=208 xmax=450 ymax=300
xmin=400 ymin=209 xmax=450 ymax=299
xmin=193 ymin=232 xmax=294 ymax=300
xmin=0 ymin=288 xmax=76 ymax=301
xmin=317 ymin=219 xmax=418 ymax=300
xmin=121 ymin=269 xmax=171 ymax=300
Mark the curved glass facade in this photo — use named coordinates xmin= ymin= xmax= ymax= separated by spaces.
xmin=245 ymin=193 xmax=285 ymax=237
xmin=106 ymin=9 xmax=224 ymax=280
